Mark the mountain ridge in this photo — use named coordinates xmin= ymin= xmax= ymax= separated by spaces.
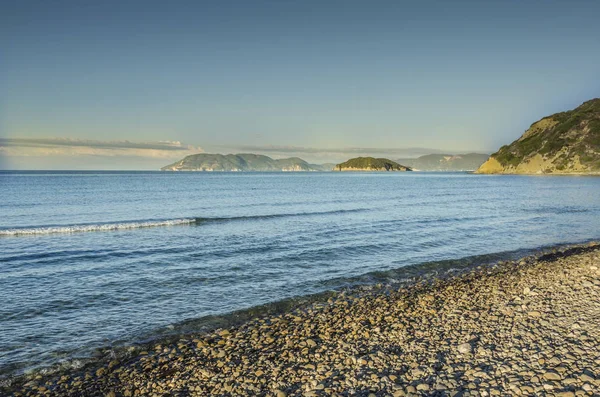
xmin=397 ymin=153 xmax=489 ymax=171
xmin=161 ymin=153 xmax=331 ymax=172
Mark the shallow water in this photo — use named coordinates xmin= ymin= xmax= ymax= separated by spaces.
xmin=1 ymin=171 xmax=600 ymax=377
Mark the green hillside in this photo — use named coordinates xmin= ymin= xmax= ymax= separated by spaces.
xmin=478 ymin=99 xmax=600 ymax=174
xmin=335 ymin=157 xmax=412 ymax=171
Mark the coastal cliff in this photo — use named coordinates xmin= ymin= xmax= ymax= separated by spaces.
xmin=477 ymin=98 xmax=600 ymax=174
xmin=335 ymin=157 xmax=412 ymax=172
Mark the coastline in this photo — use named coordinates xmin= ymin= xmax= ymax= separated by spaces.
xmin=474 ymin=171 xmax=600 ymax=176
xmin=6 ymin=242 xmax=600 ymax=396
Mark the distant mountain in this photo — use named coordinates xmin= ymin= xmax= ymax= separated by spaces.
xmin=315 ymin=163 xmax=336 ymax=171
xmin=162 ymin=153 xmax=329 ymax=172
xmin=397 ymin=153 xmax=489 ymax=171
xmin=477 ymin=98 xmax=600 ymax=174
xmin=334 ymin=157 xmax=412 ymax=171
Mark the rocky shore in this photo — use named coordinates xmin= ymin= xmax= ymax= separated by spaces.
xmin=8 ymin=243 xmax=600 ymax=396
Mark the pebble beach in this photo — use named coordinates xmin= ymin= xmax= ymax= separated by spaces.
xmin=8 ymin=243 xmax=600 ymax=397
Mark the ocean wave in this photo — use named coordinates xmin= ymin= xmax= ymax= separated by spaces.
xmin=0 ymin=219 xmax=197 ymax=236
xmin=195 ymin=208 xmax=367 ymax=223
xmin=522 ymin=205 xmax=591 ymax=214
xmin=0 ymin=209 xmax=367 ymax=237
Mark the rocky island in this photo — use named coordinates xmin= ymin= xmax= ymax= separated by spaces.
xmin=477 ymin=98 xmax=600 ymax=174
xmin=161 ymin=153 xmax=331 ymax=172
xmin=335 ymin=157 xmax=412 ymax=172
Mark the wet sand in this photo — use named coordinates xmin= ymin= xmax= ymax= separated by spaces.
xmin=9 ymin=243 xmax=600 ymax=396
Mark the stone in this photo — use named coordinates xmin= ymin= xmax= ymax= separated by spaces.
xmin=458 ymin=343 xmax=472 ymax=354
xmin=543 ymin=371 xmax=562 ymax=381
xmin=416 ymin=383 xmax=430 ymax=391
xmin=520 ymin=386 xmax=534 ymax=393
xmin=578 ymin=373 xmax=594 ymax=382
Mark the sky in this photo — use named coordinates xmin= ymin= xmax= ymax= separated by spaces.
xmin=1 ymin=0 xmax=599 ymax=169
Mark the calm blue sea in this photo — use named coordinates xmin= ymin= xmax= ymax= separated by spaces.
xmin=1 ymin=171 xmax=600 ymax=378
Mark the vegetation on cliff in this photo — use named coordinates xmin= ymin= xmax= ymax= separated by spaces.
xmin=335 ymin=157 xmax=412 ymax=171
xmin=478 ymin=98 xmax=600 ymax=174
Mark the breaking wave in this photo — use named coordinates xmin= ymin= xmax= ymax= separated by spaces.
xmin=0 ymin=209 xmax=367 ymax=237
xmin=0 ymin=219 xmax=197 ymax=236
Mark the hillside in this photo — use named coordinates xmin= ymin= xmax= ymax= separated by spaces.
xmin=397 ymin=153 xmax=489 ymax=171
xmin=162 ymin=153 xmax=328 ymax=172
xmin=477 ymin=99 xmax=600 ymax=174
xmin=334 ymin=157 xmax=412 ymax=171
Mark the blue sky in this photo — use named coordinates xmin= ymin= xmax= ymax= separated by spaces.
xmin=1 ymin=0 xmax=599 ymax=169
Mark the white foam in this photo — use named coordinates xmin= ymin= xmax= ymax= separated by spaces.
xmin=0 ymin=219 xmax=196 ymax=236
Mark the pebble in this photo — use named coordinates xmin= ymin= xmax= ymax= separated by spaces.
xmin=555 ymin=392 xmax=575 ymax=397
xmin=543 ymin=371 xmax=562 ymax=381
xmin=578 ymin=373 xmax=594 ymax=382
xmin=458 ymin=343 xmax=472 ymax=354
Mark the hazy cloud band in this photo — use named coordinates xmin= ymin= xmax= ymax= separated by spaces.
xmin=231 ymin=145 xmax=449 ymax=156
xmin=0 ymin=138 xmax=203 ymax=159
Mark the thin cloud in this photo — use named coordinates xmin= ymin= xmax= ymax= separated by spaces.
xmin=0 ymin=138 xmax=203 ymax=159
xmin=228 ymin=145 xmax=450 ymax=156
xmin=211 ymin=144 xmax=454 ymax=160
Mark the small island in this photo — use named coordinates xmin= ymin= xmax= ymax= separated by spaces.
xmin=334 ymin=157 xmax=412 ymax=172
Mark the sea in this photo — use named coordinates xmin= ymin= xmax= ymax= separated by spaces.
xmin=1 ymin=171 xmax=600 ymax=379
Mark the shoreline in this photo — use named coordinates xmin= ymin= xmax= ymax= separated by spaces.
xmin=473 ymin=170 xmax=600 ymax=176
xmin=0 ymin=242 xmax=555 ymax=381
xmin=5 ymin=242 xmax=600 ymax=396
xmin=0 ymin=241 xmax=588 ymax=382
